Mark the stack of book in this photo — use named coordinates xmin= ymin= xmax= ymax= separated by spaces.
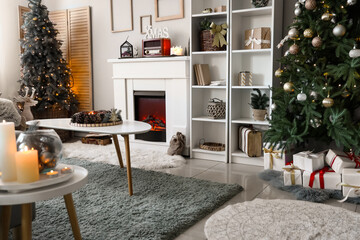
xmin=193 ymin=64 xmax=211 ymax=86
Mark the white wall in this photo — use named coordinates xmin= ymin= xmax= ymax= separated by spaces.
xmin=42 ymin=0 xmax=191 ymax=110
xmin=0 ymin=0 xmax=27 ymax=99
xmin=1 ymin=0 xmax=294 ymax=109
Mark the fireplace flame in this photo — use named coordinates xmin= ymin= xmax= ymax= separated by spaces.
xmin=141 ymin=115 xmax=166 ymax=131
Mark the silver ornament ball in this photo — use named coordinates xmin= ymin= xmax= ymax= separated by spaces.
xmin=297 ymin=92 xmax=307 ymax=101
xmin=312 ymin=36 xmax=322 ymax=48
xmin=310 ymin=91 xmax=318 ymax=99
xmin=294 ymin=7 xmax=302 ymax=16
xmin=288 ymin=28 xmax=299 ymax=39
xmin=333 ymin=24 xmax=346 ymax=37
xmin=284 ymin=50 xmax=290 ymax=56
xmin=347 ymin=0 xmax=357 ymax=6
xmin=295 ymin=2 xmax=301 ymax=8
xmin=289 ymin=44 xmax=299 ymax=55
xmin=305 ymin=0 xmax=317 ymax=10
xmin=310 ymin=118 xmax=321 ymax=128
xmin=349 ymin=45 xmax=360 ymax=58
xmin=299 ymin=0 xmax=306 ymax=3
xmin=271 ymin=103 xmax=277 ymax=110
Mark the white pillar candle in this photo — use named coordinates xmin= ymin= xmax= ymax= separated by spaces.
xmin=0 ymin=120 xmax=17 ymax=182
xmin=15 ymin=146 xmax=40 ymax=183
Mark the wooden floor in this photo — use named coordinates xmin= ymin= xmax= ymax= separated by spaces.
xmin=154 ymin=158 xmax=360 ymax=240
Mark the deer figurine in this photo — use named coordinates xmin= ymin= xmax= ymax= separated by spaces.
xmin=14 ymin=87 xmax=38 ymax=122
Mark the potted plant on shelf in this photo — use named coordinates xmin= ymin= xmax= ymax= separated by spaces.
xmin=249 ymin=89 xmax=269 ymax=121
xmin=199 ymin=18 xmax=226 ymax=51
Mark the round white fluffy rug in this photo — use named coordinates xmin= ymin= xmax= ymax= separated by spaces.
xmin=205 ymin=198 xmax=360 ymax=240
xmin=62 ymin=141 xmax=186 ymax=170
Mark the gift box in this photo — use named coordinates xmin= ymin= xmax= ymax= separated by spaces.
xmin=263 ymin=142 xmax=296 ymax=164
xmin=244 ymin=27 xmax=271 ymax=49
xmin=263 ymin=147 xmax=286 ymax=171
xmin=283 ymin=165 xmax=302 ymax=186
xmin=341 ymin=169 xmax=360 ymax=199
xmin=325 ymin=149 xmax=360 ymax=174
xmin=293 ymin=151 xmax=325 ymax=172
xmin=239 ymin=126 xmax=262 ymax=157
xmin=303 ymin=167 xmax=341 ymax=190
xmin=214 ymin=5 xmax=226 ymax=12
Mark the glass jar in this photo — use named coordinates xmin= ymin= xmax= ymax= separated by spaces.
xmin=17 ymin=129 xmax=63 ymax=172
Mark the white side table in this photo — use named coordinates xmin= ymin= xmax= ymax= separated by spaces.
xmin=0 ymin=165 xmax=88 ymax=240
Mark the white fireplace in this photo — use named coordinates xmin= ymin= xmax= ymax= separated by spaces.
xmin=108 ymin=57 xmax=190 ymax=152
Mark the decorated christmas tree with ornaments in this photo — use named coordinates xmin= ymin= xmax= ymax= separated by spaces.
xmin=265 ymin=0 xmax=360 ymax=153
xmin=18 ymin=0 xmax=78 ymax=114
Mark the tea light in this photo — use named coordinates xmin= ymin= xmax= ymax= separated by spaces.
xmin=15 ymin=146 xmax=40 ymax=183
xmin=170 ymin=46 xmax=184 ymax=56
xmin=46 ymin=170 xmax=59 ymax=178
xmin=61 ymin=167 xmax=73 ymax=174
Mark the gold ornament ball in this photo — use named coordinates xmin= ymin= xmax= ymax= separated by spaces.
xmin=321 ymin=12 xmax=332 ymax=21
xmin=312 ymin=36 xmax=322 ymax=48
xmin=275 ymin=68 xmax=283 ymax=78
xmin=33 ymin=17 xmax=38 ymax=21
xmin=342 ymin=90 xmax=350 ymax=98
xmin=305 ymin=0 xmax=316 ymax=10
xmin=289 ymin=44 xmax=299 ymax=55
xmin=304 ymin=29 xmax=314 ymax=38
xmin=283 ymin=82 xmax=294 ymax=92
xmin=322 ymin=97 xmax=334 ymax=108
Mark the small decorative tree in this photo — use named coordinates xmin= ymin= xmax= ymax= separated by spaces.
xmin=18 ymin=0 xmax=78 ymax=116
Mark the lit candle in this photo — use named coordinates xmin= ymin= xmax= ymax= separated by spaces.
xmin=15 ymin=146 xmax=40 ymax=183
xmin=170 ymin=46 xmax=184 ymax=56
xmin=46 ymin=170 xmax=59 ymax=178
xmin=0 ymin=120 xmax=17 ymax=182
xmin=61 ymin=167 xmax=72 ymax=174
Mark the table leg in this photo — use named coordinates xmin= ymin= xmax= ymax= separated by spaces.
xmin=112 ymin=134 xmax=124 ymax=168
xmin=122 ymin=134 xmax=133 ymax=196
xmin=64 ymin=194 xmax=82 ymax=240
xmin=21 ymin=203 xmax=32 ymax=240
xmin=0 ymin=205 xmax=11 ymax=240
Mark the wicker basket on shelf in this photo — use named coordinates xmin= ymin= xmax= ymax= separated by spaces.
xmin=200 ymin=30 xmax=226 ymax=51
xmin=206 ymin=98 xmax=226 ymax=119
xmin=199 ymin=139 xmax=225 ymax=151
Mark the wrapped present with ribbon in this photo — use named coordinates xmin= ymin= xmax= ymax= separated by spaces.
xmin=339 ymin=169 xmax=360 ymax=202
xmin=210 ymin=22 xmax=228 ymax=48
xmin=263 ymin=147 xmax=286 ymax=171
xmin=293 ymin=151 xmax=325 ymax=172
xmin=303 ymin=166 xmax=341 ymax=190
xmin=244 ymin=27 xmax=271 ymax=49
xmin=283 ymin=164 xmax=302 ymax=186
xmin=325 ymin=149 xmax=360 ymax=174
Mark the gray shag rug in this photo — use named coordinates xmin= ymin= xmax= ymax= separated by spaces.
xmin=30 ymin=159 xmax=243 ymax=240
xmin=259 ymin=170 xmax=360 ymax=204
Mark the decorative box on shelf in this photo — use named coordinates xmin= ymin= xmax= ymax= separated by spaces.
xmin=238 ymin=71 xmax=252 ymax=86
xmin=244 ymin=27 xmax=271 ymax=50
xmin=239 ymin=126 xmax=262 ymax=157
xmin=214 ymin=5 xmax=226 ymax=12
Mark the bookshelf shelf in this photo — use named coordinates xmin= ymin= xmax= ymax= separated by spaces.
xmin=190 ymin=0 xmax=283 ymax=165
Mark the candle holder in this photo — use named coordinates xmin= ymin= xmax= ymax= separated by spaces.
xmin=17 ymin=129 xmax=62 ymax=173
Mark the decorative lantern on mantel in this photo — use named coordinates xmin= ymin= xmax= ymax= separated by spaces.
xmin=120 ymin=37 xmax=133 ymax=58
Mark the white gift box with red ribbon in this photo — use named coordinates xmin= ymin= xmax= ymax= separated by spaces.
xmin=303 ymin=167 xmax=341 ymax=190
xmin=293 ymin=151 xmax=325 ymax=172
xmin=325 ymin=149 xmax=360 ymax=174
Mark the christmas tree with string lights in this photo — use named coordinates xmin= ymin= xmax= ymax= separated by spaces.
xmin=18 ymin=0 xmax=78 ymax=114
xmin=265 ymin=0 xmax=360 ymax=153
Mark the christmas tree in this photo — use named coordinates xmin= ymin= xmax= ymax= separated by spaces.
xmin=18 ymin=0 xmax=78 ymax=113
xmin=265 ymin=0 xmax=360 ymax=153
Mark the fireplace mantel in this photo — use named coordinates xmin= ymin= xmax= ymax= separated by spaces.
xmin=108 ymin=57 xmax=190 ymax=151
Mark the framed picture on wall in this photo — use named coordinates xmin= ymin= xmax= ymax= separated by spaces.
xmin=140 ymin=15 xmax=152 ymax=34
xmin=154 ymin=0 xmax=184 ymax=22
xmin=110 ymin=0 xmax=134 ymax=33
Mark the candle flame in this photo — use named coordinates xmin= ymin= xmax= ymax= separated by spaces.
xmin=24 ymin=146 xmax=29 ymax=151
xmin=2 ymin=120 xmax=6 ymax=123
xmin=50 ymin=170 xmax=54 ymax=173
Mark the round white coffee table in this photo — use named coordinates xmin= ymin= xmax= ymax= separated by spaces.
xmin=0 ymin=165 xmax=88 ymax=240
xmin=27 ymin=118 xmax=151 ymax=196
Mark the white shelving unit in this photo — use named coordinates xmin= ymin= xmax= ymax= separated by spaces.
xmin=190 ymin=0 xmax=283 ymax=165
